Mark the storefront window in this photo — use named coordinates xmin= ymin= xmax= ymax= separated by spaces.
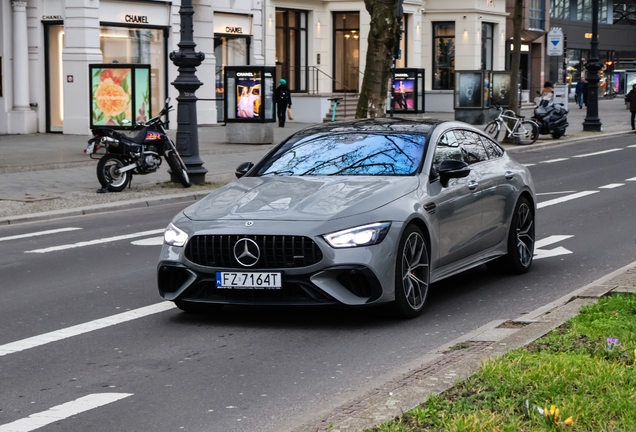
xmin=396 ymin=15 xmax=408 ymax=68
xmin=333 ymin=12 xmax=360 ymax=92
xmin=45 ymin=24 xmax=64 ymax=132
xmin=100 ymin=26 xmax=166 ymax=119
xmin=550 ymin=0 xmax=569 ymax=19
xmin=276 ymin=9 xmax=308 ymax=92
xmin=215 ymin=37 xmax=249 ymax=121
xmin=433 ymin=22 xmax=455 ymax=90
xmin=481 ymin=23 xmax=494 ymax=71
xmin=529 ymin=0 xmax=545 ymax=29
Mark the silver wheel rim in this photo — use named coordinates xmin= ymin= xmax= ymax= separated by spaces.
xmin=516 ymin=203 xmax=534 ymax=267
xmin=401 ymin=232 xmax=429 ymax=310
xmin=103 ymin=158 xmax=126 ymax=187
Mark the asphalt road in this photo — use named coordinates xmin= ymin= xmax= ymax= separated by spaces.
xmin=1 ymin=134 xmax=636 ymax=432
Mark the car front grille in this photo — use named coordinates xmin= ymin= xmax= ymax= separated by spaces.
xmin=184 ymin=235 xmax=323 ymax=269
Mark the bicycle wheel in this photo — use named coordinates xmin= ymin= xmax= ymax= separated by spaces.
xmin=484 ymin=121 xmax=500 ymax=141
xmin=515 ymin=120 xmax=539 ymax=145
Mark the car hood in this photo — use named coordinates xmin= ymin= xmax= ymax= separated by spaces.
xmin=183 ymin=175 xmax=419 ymax=221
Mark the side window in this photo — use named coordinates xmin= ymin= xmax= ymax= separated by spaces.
xmin=453 ymin=130 xmax=489 ymax=164
xmin=431 ymin=132 xmax=463 ymax=179
xmin=479 ymin=135 xmax=504 ymax=159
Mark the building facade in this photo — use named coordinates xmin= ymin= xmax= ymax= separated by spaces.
xmin=1 ymin=0 xmax=509 ymax=135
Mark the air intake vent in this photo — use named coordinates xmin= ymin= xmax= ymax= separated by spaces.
xmin=185 ymin=235 xmax=323 ymax=269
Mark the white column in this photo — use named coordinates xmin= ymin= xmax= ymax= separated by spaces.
xmin=194 ymin=1 xmax=217 ymax=125
xmin=7 ymin=0 xmax=37 ymax=134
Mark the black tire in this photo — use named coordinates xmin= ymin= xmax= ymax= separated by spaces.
xmin=487 ymin=196 xmax=535 ymax=274
xmin=551 ymin=131 xmax=564 ymax=139
xmin=96 ymin=154 xmax=130 ymax=192
xmin=393 ymin=225 xmax=430 ymax=319
xmin=166 ymin=151 xmax=191 ymax=188
xmin=515 ymin=121 xmax=539 ymax=145
xmin=175 ymin=300 xmax=223 ymax=314
xmin=484 ymin=121 xmax=500 ymax=141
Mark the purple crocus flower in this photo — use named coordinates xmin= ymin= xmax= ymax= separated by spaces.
xmin=606 ymin=337 xmax=621 ymax=347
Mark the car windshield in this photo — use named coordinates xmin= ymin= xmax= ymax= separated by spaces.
xmin=256 ymin=132 xmax=427 ymax=176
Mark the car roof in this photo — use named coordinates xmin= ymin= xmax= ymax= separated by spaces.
xmin=292 ymin=117 xmax=443 ymax=136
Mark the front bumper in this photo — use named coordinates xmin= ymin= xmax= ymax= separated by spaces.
xmin=157 ymin=220 xmax=403 ymax=307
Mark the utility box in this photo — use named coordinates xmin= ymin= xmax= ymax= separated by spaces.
xmin=554 ymin=83 xmax=569 ymax=111
xmin=391 ymin=68 xmax=425 ymax=113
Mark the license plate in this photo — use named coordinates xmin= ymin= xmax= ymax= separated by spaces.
xmin=85 ymin=142 xmax=95 ymax=154
xmin=216 ymin=272 xmax=282 ymax=290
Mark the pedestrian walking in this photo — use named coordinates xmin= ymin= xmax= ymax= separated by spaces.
xmin=575 ymin=77 xmax=586 ymax=109
xmin=274 ymin=79 xmax=292 ymax=127
xmin=625 ymin=84 xmax=636 ymax=130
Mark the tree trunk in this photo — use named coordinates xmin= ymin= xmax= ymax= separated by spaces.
xmin=356 ymin=0 xmax=401 ymax=119
xmin=508 ymin=0 xmax=523 ymax=116
xmin=502 ymin=0 xmax=523 ymax=143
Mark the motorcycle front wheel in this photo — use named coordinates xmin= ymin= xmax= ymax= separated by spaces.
xmin=166 ymin=151 xmax=191 ymax=188
xmin=97 ymin=154 xmax=130 ymax=192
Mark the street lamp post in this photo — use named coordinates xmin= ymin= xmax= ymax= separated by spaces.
xmin=169 ymin=0 xmax=207 ymax=183
xmin=582 ymin=0 xmax=603 ymax=131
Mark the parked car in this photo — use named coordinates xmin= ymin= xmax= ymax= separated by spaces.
xmin=158 ymin=118 xmax=536 ymax=318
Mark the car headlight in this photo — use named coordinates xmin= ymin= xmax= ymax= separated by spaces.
xmin=323 ymin=222 xmax=391 ymax=248
xmin=164 ymin=223 xmax=189 ymax=247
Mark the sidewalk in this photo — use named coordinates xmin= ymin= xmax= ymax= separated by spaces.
xmin=0 ymin=97 xmax=633 ymax=223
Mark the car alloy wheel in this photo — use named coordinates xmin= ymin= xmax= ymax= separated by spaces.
xmin=515 ymin=199 xmax=534 ymax=269
xmin=394 ymin=225 xmax=430 ymax=318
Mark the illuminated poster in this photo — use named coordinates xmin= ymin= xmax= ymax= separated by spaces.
xmin=89 ymin=64 xmax=150 ymax=129
xmin=491 ymin=73 xmax=511 ymax=107
xmin=457 ymin=72 xmax=482 ymax=108
xmin=236 ymin=71 xmax=262 ymax=119
xmin=393 ymin=72 xmax=415 ymax=111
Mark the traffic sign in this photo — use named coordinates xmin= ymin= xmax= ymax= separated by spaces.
xmin=547 ymin=28 xmax=564 ymax=56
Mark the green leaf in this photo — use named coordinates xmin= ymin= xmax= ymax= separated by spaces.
xmin=97 ymin=112 xmax=104 ymax=122
xmin=93 ymin=69 xmax=101 ymax=78
xmin=121 ymin=77 xmax=129 ymax=93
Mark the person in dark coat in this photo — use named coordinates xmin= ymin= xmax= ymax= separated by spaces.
xmin=625 ymin=84 xmax=636 ymax=130
xmin=274 ymin=79 xmax=292 ymax=127
xmin=575 ymin=77 xmax=586 ymax=109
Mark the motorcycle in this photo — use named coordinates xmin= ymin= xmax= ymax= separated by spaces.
xmin=532 ymin=92 xmax=569 ymax=139
xmin=85 ymin=98 xmax=190 ymax=192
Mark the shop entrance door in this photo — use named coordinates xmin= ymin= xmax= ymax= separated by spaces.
xmin=44 ymin=23 xmax=64 ymax=133
xmin=215 ymin=36 xmax=250 ymax=122
xmin=333 ymin=12 xmax=360 ymax=92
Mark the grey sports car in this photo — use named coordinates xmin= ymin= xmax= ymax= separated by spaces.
xmin=158 ymin=118 xmax=536 ymax=318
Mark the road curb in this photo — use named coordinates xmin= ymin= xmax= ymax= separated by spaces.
xmin=0 ymin=190 xmax=216 ymax=226
xmin=505 ymin=129 xmax=634 ymax=154
xmin=285 ymin=259 xmax=636 ymax=432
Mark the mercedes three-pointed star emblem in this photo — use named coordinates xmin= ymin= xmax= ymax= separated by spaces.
xmin=233 ymin=238 xmax=260 ymax=267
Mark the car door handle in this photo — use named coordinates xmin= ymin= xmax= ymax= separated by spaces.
xmin=468 ymin=181 xmax=479 ymax=190
xmin=504 ymin=171 xmax=514 ymax=180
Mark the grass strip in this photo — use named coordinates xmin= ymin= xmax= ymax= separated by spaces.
xmin=367 ymin=293 xmax=636 ymax=432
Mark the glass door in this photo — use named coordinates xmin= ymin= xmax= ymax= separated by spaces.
xmin=214 ymin=36 xmax=249 ymax=122
xmin=333 ymin=12 xmax=360 ymax=92
xmin=45 ymin=24 xmax=64 ymax=132
xmin=275 ymin=9 xmax=307 ymax=92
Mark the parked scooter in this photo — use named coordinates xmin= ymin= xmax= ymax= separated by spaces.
xmin=85 ymin=98 xmax=190 ymax=192
xmin=532 ymin=91 xmax=569 ymax=139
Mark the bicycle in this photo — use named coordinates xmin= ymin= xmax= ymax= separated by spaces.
xmin=484 ymin=104 xmax=539 ymax=145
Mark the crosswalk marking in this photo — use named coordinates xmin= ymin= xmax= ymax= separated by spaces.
xmin=131 ymin=237 xmax=164 ymax=246
xmin=0 ymin=302 xmax=175 ymax=357
xmin=0 ymin=393 xmax=132 ymax=432
xmin=24 ymin=228 xmax=164 ymax=254
xmin=599 ymin=183 xmax=624 ymax=189
xmin=540 ymin=158 xmax=569 ymax=164
xmin=0 ymin=227 xmax=82 ymax=243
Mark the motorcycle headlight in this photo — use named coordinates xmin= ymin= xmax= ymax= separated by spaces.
xmin=164 ymin=223 xmax=189 ymax=247
xmin=323 ymin=222 xmax=391 ymax=248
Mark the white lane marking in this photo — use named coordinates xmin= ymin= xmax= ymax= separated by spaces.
xmin=0 ymin=393 xmax=132 ymax=432
xmin=534 ymin=235 xmax=574 ymax=260
xmin=0 ymin=227 xmax=82 ymax=243
xmin=536 ymin=191 xmax=576 ymax=196
xmin=572 ymin=148 xmax=622 ymax=158
xmin=0 ymin=302 xmax=175 ymax=357
xmin=540 ymin=158 xmax=569 ymax=163
xmin=537 ymin=190 xmax=599 ymax=209
xmin=131 ymin=236 xmax=164 ymax=246
xmin=626 ymin=177 xmax=636 ymax=181
xmin=24 ymin=228 xmax=164 ymax=254
xmin=523 ymin=163 xmax=536 ymax=167
xmin=628 ymin=144 xmax=636 ymax=148
xmin=599 ymin=183 xmax=624 ymax=189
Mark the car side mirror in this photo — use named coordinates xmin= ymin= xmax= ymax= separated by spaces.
xmin=235 ymin=162 xmax=254 ymax=179
xmin=438 ymin=160 xmax=470 ymax=187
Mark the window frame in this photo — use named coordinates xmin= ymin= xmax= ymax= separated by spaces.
xmin=275 ymin=8 xmax=308 ymax=93
xmin=432 ymin=22 xmax=455 ymax=90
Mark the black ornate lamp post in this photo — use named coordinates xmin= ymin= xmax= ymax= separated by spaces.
xmin=582 ymin=0 xmax=603 ymax=131
xmin=169 ymin=0 xmax=207 ymax=183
